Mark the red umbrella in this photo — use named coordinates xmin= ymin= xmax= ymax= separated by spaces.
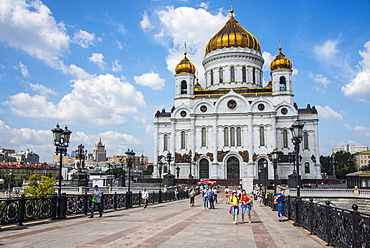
xmin=197 ymin=179 xmax=217 ymax=185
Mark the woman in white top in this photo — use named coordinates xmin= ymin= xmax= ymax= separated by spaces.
xmin=224 ymin=186 xmax=230 ymax=204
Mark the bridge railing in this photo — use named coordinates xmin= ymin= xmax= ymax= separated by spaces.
xmin=266 ymin=194 xmax=370 ymax=247
xmin=0 ymin=188 xmax=192 ymax=227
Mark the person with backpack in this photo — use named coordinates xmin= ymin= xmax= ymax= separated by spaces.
xmin=224 ymin=186 xmax=230 ymax=204
xmin=189 ymin=187 xmax=196 ymax=207
xmin=229 ymin=191 xmax=240 ymax=224
xmin=275 ymin=188 xmax=285 ymax=222
xmin=89 ymin=185 xmax=102 ymax=218
xmin=240 ymin=189 xmax=253 ymax=223
xmin=207 ymin=188 xmax=215 ymax=209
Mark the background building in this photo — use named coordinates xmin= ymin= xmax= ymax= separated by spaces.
xmin=154 ymin=10 xmax=321 ymax=180
xmin=354 ymin=151 xmax=370 ymax=169
xmin=93 ymin=137 xmax=107 ymax=162
xmin=332 ymin=145 xmax=368 ymax=155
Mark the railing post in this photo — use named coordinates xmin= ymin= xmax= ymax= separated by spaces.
xmin=114 ymin=192 xmax=117 ymax=210
xmin=325 ymin=201 xmax=332 ymax=246
xmin=351 ymin=204 xmax=361 ymax=248
xmin=61 ymin=193 xmax=67 ymax=218
xmin=152 ymin=191 xmax=155 ymax=204
xmin=159 ymin=190 xmax=162 ymax=203
xmin=287 ymin=195 xmax=292 ymax=220
xmin=293 ymin=196 xmax=302 ymax=227
xmin=17 ymin=195 xmax=25 ymax=226
xmin=101 ymin=193 xmax=104 ymax=212
xmin=139 ymin=191 xmax=142 ymax=207
xmin=309 ymin=198 xmax=314 ymax=235
xmin=50 ymin=194 xmax=57 ymax=220
xmin=84 ymin=193 xmax=88 ymax=216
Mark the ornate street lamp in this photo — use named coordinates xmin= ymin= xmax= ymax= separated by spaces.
xmin=263 ymin=160 xmax=268 ymax=197
xmin=71 ymin=144 xmax=88 ymax=187
xmin=140 ymin=153 xmax=145 ymax=170
xmin=176 ymin=166 xmax=180 ymax=187
xmin=158 ymin=160 xmax=163 ymax=203
xmin=125 ymin=149 xmax=135 ymax=208
xmin=51 ymin=124 xmax=72 ymax=196
xmin=8 ymin=170 xmax=13 ymax=198
xmin=290 ymin=120 xmax=304 ymax=227
xmin=166 ymin=152 xmax=173 ymax=174
xmin=51 ymin=123 xmax=72 ymax=219
xmin=271 ymin=148 xmax=279 ymax=210
xmin=188 ymin=150 xmax=193 ymax=179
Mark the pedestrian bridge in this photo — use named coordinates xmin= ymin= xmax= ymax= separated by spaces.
xmin=0 ymin=194 xmax=328 ymax=247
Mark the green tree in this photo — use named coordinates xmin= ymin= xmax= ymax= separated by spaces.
xmin=106 ymin=168 xmax=126 ymax=179
xmin=24 ymin=174 xmax=56 ymax=197
xmin=143 ymin=165 xmax=153 ymax=175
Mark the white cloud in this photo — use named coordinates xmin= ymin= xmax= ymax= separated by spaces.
xmin=309 ymin=72 xmax=331 ymax=92
xmin=140 ymin=11 xmax=154 ymax=32
xmin=314 ymin=39 xmax=339 ymax=63
xmin=28 ymin=83 xmax=57 ymax=96
xmin=134 ymin=71 xmax=165 ymax=90
xmin=18 ymin=62 xmax=30 ymax=78
xmin=72 ymin=30 xmax=95 ymax=48
xmin=89 ymin=53 xmax=106 ymax=70
xmin=111 ymin=60 xmax=122 ymax=72
xmin=341 ymin=41 xmax=370 ymax=103
xmin=0 ymin=0 xmax=69 ymax=67
xmin=344 ymin=124 xmax=370 ymax=138
xmin=262 ymin=51 xmax=274 ymax=72
xmin=4 ymin=74 xmax=146 ymax=125
xmin=198 ymin=2 xmax=210 ymax=9
xmin=315 ymin=105 xmax=343 ymax=121
xmin=154 ymin=6 xmax=227 ymax=81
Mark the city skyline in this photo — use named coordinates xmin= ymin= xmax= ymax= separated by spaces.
xmin=0 ymin=0 xmax=369 ymax=163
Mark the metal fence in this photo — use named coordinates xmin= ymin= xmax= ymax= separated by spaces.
xmin=0 ymin=189 xmax=190 ymax=227
xmin=266 ymin=194 xmax=370 ymax=248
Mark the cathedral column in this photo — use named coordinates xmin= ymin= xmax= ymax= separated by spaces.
xmin=247 ymin=115 xmax=254 ymax=178
xmin=171 ymin=118 xmax=176 ymax=174
xmin=153 ymin=121 xmax=159 ymax=178
xmin=190 ymin=116 xmax=196 ymax=177
xmin=212 ymin=114 xmax=218 ymax=178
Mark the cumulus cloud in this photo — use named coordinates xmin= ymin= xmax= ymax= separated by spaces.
xmin=89 ymin=53 xmax=106 ymax=70
xmin=309 ymin=72 xmax=331 ymax=92
xmin=111 ymin=60 xmax=122 ymax=72
xmin=0 ymin=0 xmax=70 ymax=67
xmin=341 ymin=41 xmax=370 ymax=102
xmin=262 ymin=51 xmax=274 ymax=72
xmin=315 ymin=105 xmax=344 ymax=121
xmin=314 ymin=39 xmax=339 ymax=63
xmin=134 ymin=71 xmax=165 ymax=90
xmin=72 ymin=30 xmax=95 ymax=48
xmin=18 ymin=62 xmax=30 ymax=78
xmin=28 ymin=83 xmax=57 ymax=96
xmin=4 ymin=74 xmax=146 ymax=125
xmin=153 ymin=6 xmax=227 ymax=81
xmin=198 ymin=2 xmax=210 ymax=9
xmin=140 ymin=11 xmax=154 ymax=32
xmin=344 ymin=124 xmax=370 ymax=138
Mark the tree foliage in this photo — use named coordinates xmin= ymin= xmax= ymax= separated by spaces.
xmin=105 ymin=168 xmax=125 ymax=179
xmin=24 ymin=174 xmax=56 ymax=197
xmin=320 ymin=151 xmax=356 ymax=179
xmin=143 ymin=165 xmax=153 ymax=175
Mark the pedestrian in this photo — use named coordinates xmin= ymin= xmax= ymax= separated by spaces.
xmin=275 ymin=188 xmax=285 ymax=222
xmin=142 ymin=188 xmax=149 ymax=208
xmin=229 ymin=191 xmax=240 ymax=224
xmin=189 ymin=187 xmax=196 ymax=206
xmin=257 ymin=191 xmax=263 ymax=206
xmin=212 ymin=186 xmax=218 ymax=204
xmin=264 ymin=192 xmax=269 ymax=206
xmin=224 ymin=186 xmax=230 ymax=204
xmin=89 ymin=185 xmax=102 ymax=218
xmin=203 ymin=187 xmax=209 ymax=208
xmin=174 ymin=188 xmax=179 ymax=200
xmin=240 ymin=190 xmax=253 ymax=223
xmin=208 ymin=188 xmax=215 ymax=209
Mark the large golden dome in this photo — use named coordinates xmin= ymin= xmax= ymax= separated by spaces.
xmin=175 ymin=52 xmax=196 ymax=74
xmin=205 ymin=10 xmax=261 ymax=55
xmin=270 ymin=47 xmax=292 ymax=70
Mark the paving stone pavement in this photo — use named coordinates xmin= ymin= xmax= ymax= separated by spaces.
xmin=0 ymin=194 xmax=329 ymax=248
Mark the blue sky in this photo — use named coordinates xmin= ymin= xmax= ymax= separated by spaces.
xmin=0 ymin=0 xmax=370 ymax=163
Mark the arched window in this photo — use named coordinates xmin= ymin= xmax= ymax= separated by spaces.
xmin=259 ymin=126 xmax=265 ymax=146
xmin=210 ymin=70 xmax=214 ymax=85
xmin=201 ymin=127 xmax=206 ymax=147
xmin=280 ymin=76 xmax=286 ymax=91
xmin=236 ymin=127 xmax=242 ymax=146
xmin=303 ymin=132 xmax=309 ymax=150
xmin=164 ymin=134 xmax=169 ymax=151
xmin=181 ymin=131 xmax=186 ymax=149
xmin=181 ymin=80 xmax=187 ymax=94
xmin=219 ymin=68 xmax=223 ymax=83
xmin=242 ymin=66 xmax=246 ymax=82
xmin=224 ymin=127 xmax=229 ymax=146
xmin=283 ymin=129 xmax=288 ymax=148
xmin=230 ymin=66 xmax=235 ymax=82
xmin=230 ymin=127 xmax=235 ymax=146
xmin=252 ymin=68 xmax=256 ymax=84
xmin=305 ymin=162 xmax=310 ymax=174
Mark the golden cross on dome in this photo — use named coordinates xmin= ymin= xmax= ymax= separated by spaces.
xmin=184 ymin=42 xmax=187 ymax=55
xmin=278 ymin=37 xmax=282 ymax=51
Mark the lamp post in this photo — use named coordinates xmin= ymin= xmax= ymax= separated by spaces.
xmin=140 ymin=153 xmax=145 ymax=170
xmin=166 ymin=152 xmax=173 ymax=174
xmin=8 ymin=170 xmax=13 ymax=198
xmin=290 ymin=120 xmax=304 ymax=227
xmin=176 ymin=166 xmax=180 ymax=187
xmin=188 ymin=150 xmax=193 ymax=179
xmin=51 ymin=123 xmax=72 ymax=219
xmin=271 ymin=148 xmax=279 ymax=210
xmin=158 ymin=161 xmax=163 ymax=192
xmin=125 ymin=149 xmax=135 ymax=208
xmin=72 ymin=144 xmax=88 ymax=187
xmin=263 ymin=160 xmax=268 ymax=197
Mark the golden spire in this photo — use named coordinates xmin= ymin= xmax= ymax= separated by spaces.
xmin=270 ymin=39 xmax=293 ymax=70
xmin=175 ymin=43 xmax=196 ymax=74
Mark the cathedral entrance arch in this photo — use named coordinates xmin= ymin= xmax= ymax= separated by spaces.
xmin=227 ymin=157 xmax=240 ymax=179
xmin=258 ymin=159 xmax=268 ymax=180
xmin=199 ymin=159 xmax=209 ymax=179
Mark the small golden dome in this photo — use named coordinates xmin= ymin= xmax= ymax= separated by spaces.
xmin=270 ymin=47 xmax=292 ymax=70
xmin=175 ymin=52 xmax=196 ymax=74
xmin=205 ymin=10 xmax=261 ymax=55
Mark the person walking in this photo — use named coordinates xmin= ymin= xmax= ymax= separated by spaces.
xmin=142 ymin=188 xmax=149 ymax=208
xmin=174 ymin=188 xmax=179 ymax=200
xmin=240 ymin=189 xmax=253 ymax=223
xmin=203 ymin=187 xmax=209 ymax=209
xmin=224 ymin=186 xmax=230 ymax=204
xmin=89 ymin=185 xmax=102 ymax=218
xmin=275 ymin=188 xmax=285 ymax=222
xmin=208 ymin=187 xmax=215 ymax=209
xmin=189 ymin=187 xmax=196 ymax=206
xmin=212 ymin=186 xmax=218 ymax=204
xmin=229 ymin=191 xmax=240 ymax=224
